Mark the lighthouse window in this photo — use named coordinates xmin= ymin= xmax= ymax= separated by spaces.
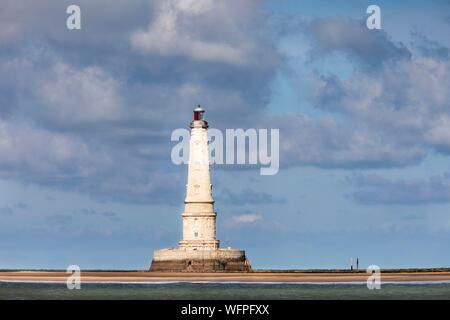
xmin=194 ymin=232 xmax=198 ymax=238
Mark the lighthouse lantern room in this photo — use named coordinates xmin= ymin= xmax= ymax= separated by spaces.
xmin=193 ymin=105 xmax=205 ymax=121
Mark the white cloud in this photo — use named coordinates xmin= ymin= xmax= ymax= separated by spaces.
xmin=277 ymin=56 xmax=450 ymax=169
xmin=309 ymin=18 xmax=410 ymax=65
xmin=347 ymin=173 xmax=450 ymax=205
xmin=0 ymin=118 xmax=105 ymax=178
xmin=35 ymin=62 xmax=124 ymax=125
xmin=425 ymin=115 xmax=450 ymax=150
xmin=230 ymin=213 xmax=262 ymax=225
xmin=130 ymin=0 xmax=263 ymax=66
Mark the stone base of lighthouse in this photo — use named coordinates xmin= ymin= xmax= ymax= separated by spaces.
xmin=149 ymin=248 xmax=252 ymax=272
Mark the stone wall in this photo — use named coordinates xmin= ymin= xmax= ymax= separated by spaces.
xmin=150 ymin=248 xmax=252 ymax=272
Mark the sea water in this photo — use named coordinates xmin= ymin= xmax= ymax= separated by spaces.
xmin=1 ymin=282 xmax=450 ymax=299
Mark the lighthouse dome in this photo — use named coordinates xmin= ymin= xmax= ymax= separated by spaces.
xmin=194 ymin=105 xmax=204 ymax=112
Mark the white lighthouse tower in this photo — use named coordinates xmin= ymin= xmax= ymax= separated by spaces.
xmin=150 ymin=106 xmax=251 ymax=272
xmin=179 ymin=106 xmax=219 ymax=251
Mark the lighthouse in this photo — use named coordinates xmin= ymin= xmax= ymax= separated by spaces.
xmin=179 ymin=105 xmax=219 ymax=251
xmin=150 ymin=106 xmax=252 ymax=272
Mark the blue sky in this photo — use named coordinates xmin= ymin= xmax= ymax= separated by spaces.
xmin=1 ymin=0 xmax=450 ymax=270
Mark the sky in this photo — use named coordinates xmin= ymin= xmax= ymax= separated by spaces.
xmin=1 ymin=0 xmax=450 ymax=270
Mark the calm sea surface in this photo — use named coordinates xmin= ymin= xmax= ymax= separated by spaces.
xmin=1 ymin=282 xmax=450 ymax=299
